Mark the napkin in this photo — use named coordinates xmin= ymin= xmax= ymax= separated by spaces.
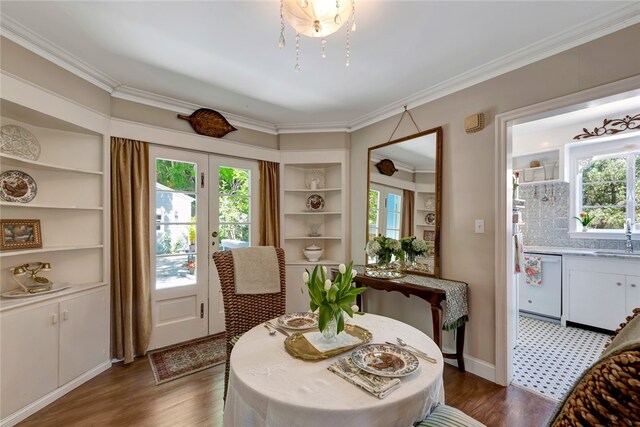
xmin=303 ymin=331 xmax=361 ymax=353
xmin=327 ymin=357 xmax=401 ymax=399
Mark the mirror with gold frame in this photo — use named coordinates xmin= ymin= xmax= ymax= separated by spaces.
xmin=366 ymin=127 xmax=443 ymax=277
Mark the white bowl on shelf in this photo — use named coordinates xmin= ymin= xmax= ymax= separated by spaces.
xmin=303 ymin=245 xmax=323 ymax=262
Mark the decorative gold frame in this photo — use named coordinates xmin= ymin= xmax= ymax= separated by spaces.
xmin=0 ymin=219 xmax=42 ymax=251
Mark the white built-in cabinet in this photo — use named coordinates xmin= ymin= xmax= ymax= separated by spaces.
xmin=280 ymin=150 xmax=349 ymax=313
xmin=564 ymin=256 xmax=640 ymax=331
xmin=0 ymin=81 xmax=110 ymax=427
xmin=0 ymin=286 xmax=109 ymax=420
xmin=414 ymin=185 xmax=436 ymax=270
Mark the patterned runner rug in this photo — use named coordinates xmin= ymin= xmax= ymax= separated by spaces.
xmin=148 ymin=333 xmax=226 ymax=385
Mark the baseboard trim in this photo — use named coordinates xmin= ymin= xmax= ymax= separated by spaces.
xmin=1 ymin=361 xmax=111 ymax=427
xmin=442 ymin=346 xmax=496 ymax=383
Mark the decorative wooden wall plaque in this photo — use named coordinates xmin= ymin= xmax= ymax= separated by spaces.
xmin=177 ymin=108 xmax=237 ymax=138
xmin=375 ymin=159 xmax=398 ymax=176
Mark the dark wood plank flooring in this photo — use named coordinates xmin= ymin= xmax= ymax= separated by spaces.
xmin=19 ymin=360 xmax=556 ymax=426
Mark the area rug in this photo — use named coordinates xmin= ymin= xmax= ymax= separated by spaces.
xmin=148 ymin=333 xmax=226 ymax=385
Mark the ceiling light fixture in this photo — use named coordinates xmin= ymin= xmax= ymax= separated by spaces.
xmin=278 ymin=0 xmax=356 ymax=71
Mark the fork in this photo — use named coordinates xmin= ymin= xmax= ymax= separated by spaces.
xmin=337 ymin=359 xmax=379 ymax=388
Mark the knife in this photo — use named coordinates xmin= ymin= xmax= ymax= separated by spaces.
xmin=266 ymin=321 xmax=290 ymax=337
xmin=385 ymin=341 xmax=437 ymax=363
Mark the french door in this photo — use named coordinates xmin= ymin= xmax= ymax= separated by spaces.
xmin=147 ymin=146 xmax=258 ymax=350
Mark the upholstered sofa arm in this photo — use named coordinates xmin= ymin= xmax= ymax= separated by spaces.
xmin=547 ymin=308 xmax=640 ymax=427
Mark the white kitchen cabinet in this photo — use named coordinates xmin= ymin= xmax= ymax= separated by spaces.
xmin=626 ymin=275 xmax=640 ymax=316
xmin=0 ymin=285 xmax=110 ymax=425
xmin=564 ymin=256 xmax=640 ymax=331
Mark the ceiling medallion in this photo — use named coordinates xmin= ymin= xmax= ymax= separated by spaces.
xmin=573 ymin=112 xmax=640 ymax=140
xmin=278 ymin=0 xmax=356 ymax=70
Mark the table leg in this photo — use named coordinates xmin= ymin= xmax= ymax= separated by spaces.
xmin=455 ymin=323 xmax=466 ymax=372
xmin=431 ymin=302 xmax=466 ymax=372
xmin=430 ymin=304 xmax=443 ymax=349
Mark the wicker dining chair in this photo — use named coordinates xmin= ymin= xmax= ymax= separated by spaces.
xmin=213 ymin=247 xmax=287 ymax=400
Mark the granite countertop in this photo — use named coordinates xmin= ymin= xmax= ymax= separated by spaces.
xmin=524 ymin=246 xmax=640 ymax=259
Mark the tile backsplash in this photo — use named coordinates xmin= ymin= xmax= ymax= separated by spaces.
xmin=517 ymin=181 xmax=626 ymax=250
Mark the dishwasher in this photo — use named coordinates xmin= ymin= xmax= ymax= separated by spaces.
xmin=518 ymin=253 xmax=562 ymax=321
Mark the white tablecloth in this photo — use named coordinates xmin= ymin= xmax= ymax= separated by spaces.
xmin=224 ymin=313 xmax=445 ymax=427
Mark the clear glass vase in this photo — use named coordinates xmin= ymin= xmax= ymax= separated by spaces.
xmin=321 ymin=316 xmax=338 ymax=342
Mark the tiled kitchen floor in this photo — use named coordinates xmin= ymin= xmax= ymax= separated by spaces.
xmin=512 ymin=316 xmax=610 ymax=400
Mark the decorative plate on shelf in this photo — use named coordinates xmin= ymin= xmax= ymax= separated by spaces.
xmin=0 ymin=125 xmax=41 ymax=160
xmin=0 ymin=170 xmax=37 ymax=203
xmin=351 ymin=343 xmax=420 ymax=377
xmin=277 ymin=312 xmax=319 ymax=330
xmin=425 ymin=212 xmax=436 ymax=225
xmin=306 ymin=194 xmax=325 ymax=211
xmin=304 ymin=169 xmax=325 ymax=189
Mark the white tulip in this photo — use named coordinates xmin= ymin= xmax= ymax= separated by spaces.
xmin=324 ymin=279 xmax=332 ymax=291
xmin=351 ymin=304 xmax=359 ymax=312
xmin=338 ymin=264 xmax=346 ymax=274
xmin=302 ymin=271 xmax=310 ymax=283
xmin=322 ymin=266 xmax=327 ymax=274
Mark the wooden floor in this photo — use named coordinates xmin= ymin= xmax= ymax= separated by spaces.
xmin=20 ymin=360 xmax=556 ymax=427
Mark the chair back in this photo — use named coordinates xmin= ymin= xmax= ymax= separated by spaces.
xmin=213 ymin=247 xmax=287 ymax=340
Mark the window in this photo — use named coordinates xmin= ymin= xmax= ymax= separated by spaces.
xmin=572 ymin=138 xmax=639 ymax=233
xmin=218 ymin=166 xmax=252 ymax=251
xmin=368 ymin=184 xmax=402 ymax=239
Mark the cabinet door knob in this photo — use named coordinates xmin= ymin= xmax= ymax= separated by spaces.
xmin=51 ymin=313 xmax=57 ymax=325
xmin=528 ymin=300 xmax=532 ymax=303
xmin=616 ymin=282 xmax=623 ymax=286
xmin=63 ymin=310 xmax=69 ymax=321
xmin=631 ymin=283 xmax=637 ymax=288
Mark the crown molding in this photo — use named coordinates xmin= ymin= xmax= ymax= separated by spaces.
xmin=111 ymin=86 xmax=278 ymax=135
xmin=2 ymin=4 xmax=639 ymax=135
xmin=348 ymin=4 xmax=640 ymax=132
xmin=0 ymin=15 xmax=119 ymax=93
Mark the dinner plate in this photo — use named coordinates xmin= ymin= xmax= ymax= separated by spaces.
xmin=306 ymin=194 xmax=325 ymax=211
xmin=0 ymin=170 xmax=37 ymax=203
xmin=351 ymin=343 xmax=420 ymax=377
xmin=277 ymin=312 xmax=319 ymax=330
xmin=0 ymin=125 xmax=41 ymax=160
xmin=425 ymin=212 xmax=436 ymax=225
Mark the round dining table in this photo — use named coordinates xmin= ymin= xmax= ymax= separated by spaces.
xmin=223 ymin=313 xmax=445 ymax=427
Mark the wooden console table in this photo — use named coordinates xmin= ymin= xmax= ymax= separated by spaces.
xmin=348 ymin=267 xmax=468 ymax=371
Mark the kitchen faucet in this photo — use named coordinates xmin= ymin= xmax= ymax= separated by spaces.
xmin=626 ymin=219 xmax=634 ymax=253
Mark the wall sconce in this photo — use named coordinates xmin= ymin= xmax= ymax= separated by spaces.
xmin=10 ymin=262 xmax=53 ymax=294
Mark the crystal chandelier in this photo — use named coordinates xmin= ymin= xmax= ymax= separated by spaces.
xmin=278 ymin=0 xmax=356 ymax=70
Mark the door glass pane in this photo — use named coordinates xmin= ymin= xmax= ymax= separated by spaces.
xmin=387 ymin=193 xmax=402 ymax=212
xmin=155 ymin=158 xmax=198 ymax=289
xmin=218 ymin=166 xmax=252 ymax=251
xmin=635 ymin=154 xmax=639 ymax=224
xmin=156 ymin=159 xmax=196 ymax=192
xmin=368 ymin=189 xmax=380 ymax=240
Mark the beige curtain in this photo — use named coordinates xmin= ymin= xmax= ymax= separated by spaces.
xmin=401 ymin=189 xmax=415 ymax=237
xmin=259 ymin=161 xmax=280 ymax=247
xmin=111 ymin=137 xmax=151 ymax=363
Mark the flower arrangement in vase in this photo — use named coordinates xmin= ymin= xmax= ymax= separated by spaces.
xmin=365 ymin=236 xmax=403 ymax=267
xmin=399 ymin=236 xmax=431 ymax=266
xmin=303 ymin=262 xmax=365 ymax=340
xmin=574 ymin=212 xmax=595 ymax=231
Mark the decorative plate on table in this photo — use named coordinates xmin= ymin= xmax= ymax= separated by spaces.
xmin=425 ymin=212 xmax=436 ymax=226
xmin=0 ymin=125 xmax=41 ymax=160
xmin=306 ymin=194 xmax=325 ymax=211
xmin=277 ymin=312 xmax=319 ymax=330
xmin=0 ymin=170 xmax=37 ymax=203
xmin=304 ymin=169 xmax=325 ymax=189
xmin=351 ymin=343 xmax=420 ymax=377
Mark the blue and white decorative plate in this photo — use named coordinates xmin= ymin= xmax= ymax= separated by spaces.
xmin=351 ymin=343 xmax=420 ymax=377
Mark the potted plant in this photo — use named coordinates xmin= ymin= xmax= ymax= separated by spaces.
xmin=365 ymin=236 xmax=403 ymax=267
xmin=574 ymin=212 xmax=595 ymax=231
xmin=400 ymin=236 xmax=431 ymax=266
xmin=303 ymin=262 xmax=365 ymax=341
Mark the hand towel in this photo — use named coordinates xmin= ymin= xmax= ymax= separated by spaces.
xmin=232 ymin=247 xmax=280 ymax=294
xmin=327 ymin=357 xmax=401 ymax=399
xmin=524 ymin=255 xmax=542 ymax=286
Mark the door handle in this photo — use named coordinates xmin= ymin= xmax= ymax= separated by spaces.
xmin=211 ymin=231 xmax=218 ymax=238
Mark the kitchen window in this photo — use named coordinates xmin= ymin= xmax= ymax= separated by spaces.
xmin=570 ymin=136 xmax=639 ymax=236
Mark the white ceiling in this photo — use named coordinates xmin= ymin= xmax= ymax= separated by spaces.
xmin=1 ymin=1 xmax=639 ymax=132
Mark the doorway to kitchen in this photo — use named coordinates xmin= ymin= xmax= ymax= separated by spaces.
xmin=494 ymin=76 xmax=640 ymax=389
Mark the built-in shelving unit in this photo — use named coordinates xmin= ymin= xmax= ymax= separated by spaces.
xmin=414 ymin=184 xmax=436 ymax=271
xmin=513 ymin=148 xmax=563 ymax=183
xmin=0 ymin=89 xmax=110 ymax=426
xmin=280 ymin=150 xmax=349 ymax=313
